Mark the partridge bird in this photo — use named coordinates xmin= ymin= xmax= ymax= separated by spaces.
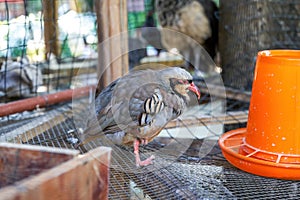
xmin=141 ymin=10 xmax=164 ymax=56
xmin=156 ymin=0 xmax=218 ymax=72
xmin=80 ymin=67 xmax=200 ymax=167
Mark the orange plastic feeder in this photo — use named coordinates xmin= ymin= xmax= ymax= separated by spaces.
xmin=219 ymin=50 xmax=300 ymax=179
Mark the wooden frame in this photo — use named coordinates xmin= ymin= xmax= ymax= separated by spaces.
xmin=95 ymin=0 xmax=129 ymax=92
xmin=0 ymin=143 xmax=111 ymax=200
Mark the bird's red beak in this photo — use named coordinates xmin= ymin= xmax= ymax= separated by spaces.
xmin=188 ymin=82 xmax=201 ymax=99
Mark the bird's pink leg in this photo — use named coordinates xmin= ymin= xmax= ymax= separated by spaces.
xmin=141 ymin=139 xmax=148 ymax=145
xmin=134 ymin=139 xmax=155 ymax=167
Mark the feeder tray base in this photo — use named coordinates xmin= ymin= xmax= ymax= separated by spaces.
xmin=219 ymin=128 xmax=300 ymax=180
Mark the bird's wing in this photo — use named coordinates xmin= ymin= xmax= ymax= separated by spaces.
xmin=101 ymin=82 xmax=166 ymax=132
xmin=85 ymin=79 xmax=122 ymax=135
xmin=128 ymin=82 xmax=190 ymax=141
xmin=81 ymin=68 xmax=194 ymax=145
xmin=80 ymin=79 xmax=120 ymax=144
xmin=129 ymin=85 xmax=165 ymax=126
xmin=122 ymin=84 xmax=174 ymax=144
xmin=82 ymin=70 xmax=164 ymax=141
xmin=82 ymin=83 xmax=169 ymax=145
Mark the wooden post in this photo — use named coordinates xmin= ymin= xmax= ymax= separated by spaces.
xmin=96 ymin=0 xmax=129 ymax=93
xmin=43 ymin=0 xmax=60 ymax=58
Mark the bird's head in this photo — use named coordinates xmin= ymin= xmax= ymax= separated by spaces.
xmin=160 ymin=67 xmax=201 ymax=101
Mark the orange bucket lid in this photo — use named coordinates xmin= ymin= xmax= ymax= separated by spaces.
xmin=219 ymin=50 xmax=300 ymax=179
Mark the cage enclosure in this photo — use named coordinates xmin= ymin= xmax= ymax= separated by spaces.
xmin=1 ymin=0 xmax=300 ymax=199
xmin=219 ymin=0 xmax=300 ymax=91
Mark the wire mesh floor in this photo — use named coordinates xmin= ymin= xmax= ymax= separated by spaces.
xmin=1 ymin=95 xmax=300 ymax=199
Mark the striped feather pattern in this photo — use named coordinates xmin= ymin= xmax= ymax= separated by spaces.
xmin=139 ymin=91 xmax=165 ymax=126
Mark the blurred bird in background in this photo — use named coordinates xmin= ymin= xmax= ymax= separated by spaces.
xmin=0 ymin=57 xmax=42 ymax=98
xmin=156 ymin=0 xmax=219 ymax=74
xmin=78 ymin=67 xmax=200 ymax=167
xmin=141 ymin=10 xmax=165 ymax=56
xmin=128 ymin=35 xmax=148 ymax=69
xmin=129 ymin=10 xmax=165 ymax=69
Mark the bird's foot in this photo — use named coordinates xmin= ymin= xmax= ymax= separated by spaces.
xmin=141 ymin=139 xmax=149 ymax=145
xmin=136 ymin=155 xmax=155 ymax=167
xmin=134 ymin=139 xmax=154 ymax=167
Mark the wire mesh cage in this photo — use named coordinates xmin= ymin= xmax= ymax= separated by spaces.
xmin=1 ymin=0 xmax=300 ymax=199
xmin=2 ymin=98 xmax=300 ymax=199
xmin=219 ymin=0 xmax=300 ymax=91
xmin=0 ymin=0 xmax=97 ymax=102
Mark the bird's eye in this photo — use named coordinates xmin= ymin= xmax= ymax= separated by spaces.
xmin=188 ymin=80 xmax=193 ymax=84
xmin=179 ymin=80 xmax=189 ymax=84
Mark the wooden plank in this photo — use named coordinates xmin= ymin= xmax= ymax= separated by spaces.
xmin=0 ymin=143 xmax=79 ymax=188
xmin=197 ymin=81 xmax=251 ymax=102
xmin=120 ymin=0 xmax=129 ymax=76
xmin=43 ymin=0 xmax=60 ymax=57
xmin=165 ymin=111 xmax=248 ymax=129
xmin=96 ymin=0 xmax=111 ymax=92
xmin=109 ymin=0 xmax=123 ymax=80
xmin=0 ymin=146 xmax=111 ymax=200
xmin=96 ymin=0 xmax=128 ymax=93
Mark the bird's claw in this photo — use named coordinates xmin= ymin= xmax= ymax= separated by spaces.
xmin=136 ymin=155 xmax=155 ymax=167
xmin=141 ymin=139 xmax=149 ymax=146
